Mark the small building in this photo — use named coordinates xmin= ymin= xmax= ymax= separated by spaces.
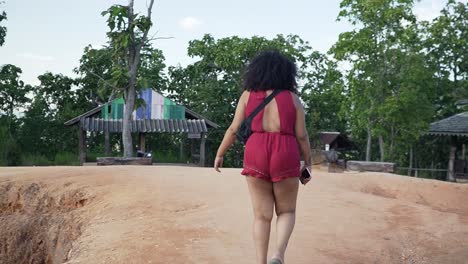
xmin=64 ymin=89 xmax=219 ymax=166
xmin=317 ymin=132 xmax=353 ymax=172
xmin=319 ymin=131 xmax=353 ymax=151
xmin=427 ymin=111 xmax=468 ymax=181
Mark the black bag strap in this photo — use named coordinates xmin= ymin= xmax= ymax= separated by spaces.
xmin=246 ymin=89 xmax=281 ymax=121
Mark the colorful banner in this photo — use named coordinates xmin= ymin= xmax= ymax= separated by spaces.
xmin=103 ymin=89 xmax=185 ymax=120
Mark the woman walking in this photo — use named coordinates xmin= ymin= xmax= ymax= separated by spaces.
xmin=214 ymin=51 xmax=312 ymax=264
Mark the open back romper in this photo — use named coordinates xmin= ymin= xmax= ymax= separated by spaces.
xmin=241 ymin=90 xmax=301 ymax=182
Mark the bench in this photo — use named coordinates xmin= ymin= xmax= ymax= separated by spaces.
xmin=347 ymin=161 xmax=395 ymax=173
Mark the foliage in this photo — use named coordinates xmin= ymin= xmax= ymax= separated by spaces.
xmin=75 ymin=45 xmax=114 ymax=104
xmin=300 ymin=51 xmax=347 ymax=138
xmin=0 ymin=65 xmax=30 ymax=165
xmin=0 ymin=65 xmax=30 ymax=117
xmin=18 ymin=73 xmax=84 ymax=158
xmin=331 ymin=0 xmax=438 ymax=163
xmin=424 ymin=0 xmax=467 ymax=118
xmin=0 ymin=2 xmax=6 ymax=46
xmin=4 ymin=137 xmax=21 ymax=166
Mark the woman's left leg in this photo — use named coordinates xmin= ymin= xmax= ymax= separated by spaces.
xmin=271 ymin=177 xmax=299 ymax=263
xmin=246 ymin=176 xmax=275 ymax=264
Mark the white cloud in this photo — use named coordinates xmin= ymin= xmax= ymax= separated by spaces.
xmin=179 ymin=16 xmax=203 ymax=30
xmin=414 ymin=0 xmax=445 ymax=21
xmin=17 ymin=53 xmax=55 ymax=62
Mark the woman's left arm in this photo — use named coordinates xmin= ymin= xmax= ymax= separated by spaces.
xmin=214 ymin=91 xmax=248 ymax=172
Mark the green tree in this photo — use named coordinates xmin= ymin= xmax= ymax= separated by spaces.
xmin=0 ymin=65 xmax=30 ymax=165
xmin=19 ymin=95 xmax=54 ymax=157
xmin=331 ymin=0 xmax=436 ymax=163
xmin=101 ymin=0 xmax=157 ymax=157
xmin=19 ymin=73 xmax=85 ymax=160
xmin=0 ymin=64 xmax=30 ymax=134
xmin=301 ymin=51 xmax=347 ymax=139
xmin=425 ymin=0 xmax=467 ymax=117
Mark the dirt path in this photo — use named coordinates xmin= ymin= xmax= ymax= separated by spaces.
xmin=1 ymin=166 xmax=467 ymax=264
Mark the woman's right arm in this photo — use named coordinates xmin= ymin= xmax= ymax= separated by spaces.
xmin=214 ymin=91 xmax=249 ymax=172
xmin=292 ymin=93 xmax=312 ymax=167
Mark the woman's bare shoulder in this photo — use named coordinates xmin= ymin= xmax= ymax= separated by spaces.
xmin=240 ymin=90 xmax=250 ymax=104
xmin=288 ymin=91 xmax=302 ymax=108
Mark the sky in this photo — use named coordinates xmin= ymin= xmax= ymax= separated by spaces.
xmin=0 ymin=0 xmax=454 ymax=86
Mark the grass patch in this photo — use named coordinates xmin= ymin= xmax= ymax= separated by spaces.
xmin=21 ymin=154 xmax=52 ymax=166
xmin=54 ymin=152 xmax=80 ymax=166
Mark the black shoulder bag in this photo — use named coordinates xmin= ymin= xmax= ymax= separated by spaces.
xmin=236 ymin=89 xmax=281 ymax=145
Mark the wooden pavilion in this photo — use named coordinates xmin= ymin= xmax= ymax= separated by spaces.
xmin=427 ymin=110 xmax=468 ymax=181
xmin=65 ymin=90 xmax=219 ymax=166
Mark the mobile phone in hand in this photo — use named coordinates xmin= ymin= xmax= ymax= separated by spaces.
xmin=300 ymin=167 xmax=311 ymax=185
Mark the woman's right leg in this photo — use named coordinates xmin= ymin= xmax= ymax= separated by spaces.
xmin=246 ymin=176 xmax=275 ymax=264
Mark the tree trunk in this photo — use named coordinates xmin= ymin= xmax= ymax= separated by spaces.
xmin=408 ymin=145 xmax=413 ymax=176
xmin=379 ymin=135 xmax=385 ymax=162
xmin=122 ymin=87 xmax=135 ymax=157
xmin=366 ymin=125 xmax=372 ymax=161
xmin=138 ymin=133 xmax=146 ymax=152
xmin=447 ymin=137 xmax=457 ymax=182
xmin=415 ymin=157 xmax=418 ymax=178
xmin=431 ymin=159 xmax=434 ymax=179
xmin=447 ymin=145 xmax=456 ymax=182
xmin=389 ymin=125 xmax=394 ymax=159
xmin=105 ymin=130 xmax=110 ymax=156
xmin=7 ymin=105 xmax=13 ymax=138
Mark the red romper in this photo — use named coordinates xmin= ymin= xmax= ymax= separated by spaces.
xmin=241 ymin=90 xmax=301 ymax=182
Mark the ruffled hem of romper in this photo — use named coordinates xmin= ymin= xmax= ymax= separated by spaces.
xmin=271 ymin=167 xmax=301 ymax=182
xmin=241 ymin=167 xmax=271 ymax=182
xmin=271 ymin=174 xmax=300 ymax=183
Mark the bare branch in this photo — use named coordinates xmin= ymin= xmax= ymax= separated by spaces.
xmin=107 ymin=89 xmax=116 ymax=103
xmin=148 ymin=30 xmax=160 ymax=40
xmin=147 ymin=36 xmax=174 ymax=42
xmin=141 ymin=0 xmax=155 ymax=44
xmin=147 ymin=29 xmax=174 ymax=42
xmin=133 ymin=0 xmax=155 ymax=70
xmin=147 ymin=0 xmax=155 ymax=21
xmin=81 ymin=66 xmax=121 ymax=102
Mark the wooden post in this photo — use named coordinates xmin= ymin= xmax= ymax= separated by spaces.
xmin=408 ymin=145 xmax=413 ymax=176
xmin=179 ymin=139 xmax=184 ymax=161
xmin=199 ymin=133 xmax=206 ymax=167
xmin=462 ymin=144 xmax=466 ymax=160
xmin=191 ymin=139 xmax=195 ymax=163
xmin=366 ymin=124 xmax=372 ymax=161
xmin=78 ymin=118 xmax=87 ymax=166
xmin=447 ymin=136 xmax=457 ymax=182
xmin=139 ymin=133 xmax=146 ymax=152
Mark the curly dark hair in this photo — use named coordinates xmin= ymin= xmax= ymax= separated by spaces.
xmin=242 ymin=50 xmax=298 ymax=92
